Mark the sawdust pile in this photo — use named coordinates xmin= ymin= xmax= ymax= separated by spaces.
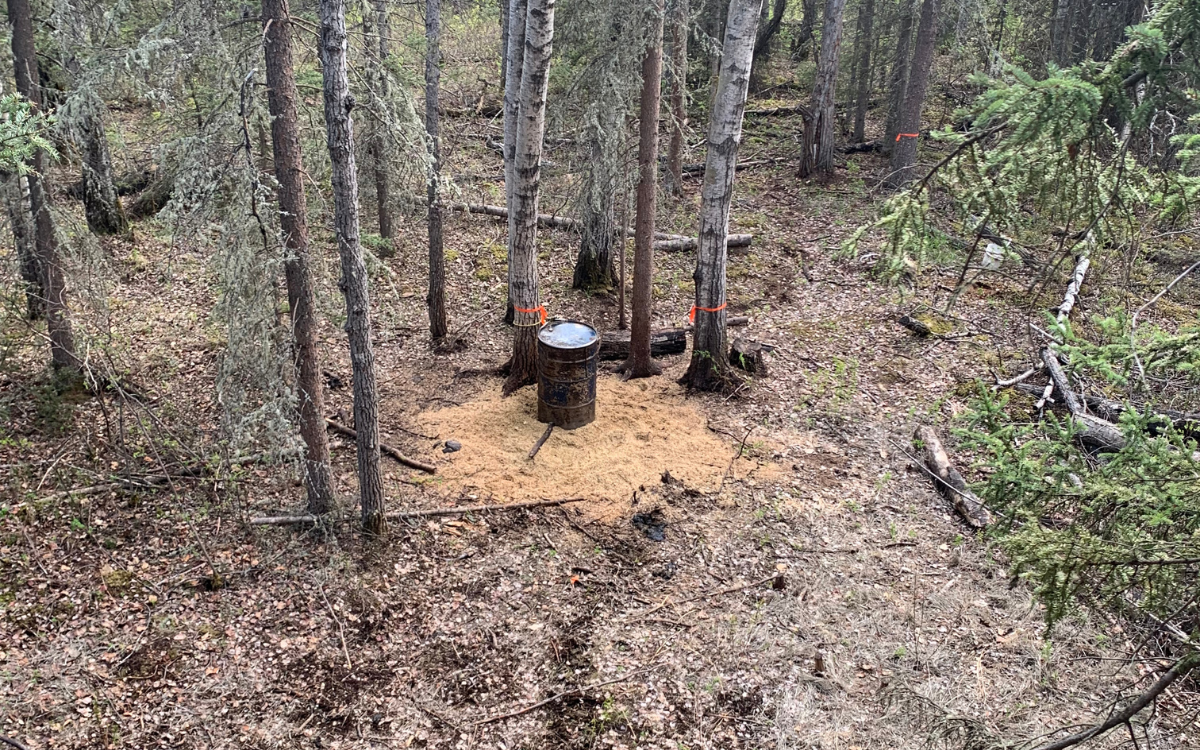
xmin=419 ymin=376 xmax=750 ymax=517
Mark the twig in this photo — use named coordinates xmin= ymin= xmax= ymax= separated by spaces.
xmin=474 ymin=673 xmax=643 ymax=725
xmin=633 ymin=574 xmax=779 ymax=620
xmin=318 ymin=581 xmax=352 ymax=672
xmin=250 ymin=497 xmax=586 ymax=526
xmin=1130 ymin=257 xmax=1200 ymax=392
xmin=0 ymin=736 xmax=31 ymax=750
xmin=325 ymin=418 xmax=437 ymax=474
xmin=720 ymin=426 xmax=755 ymax=492
xmin=1027 ymin=652 xmax=1199 ymax=750
xmin=993 ymin=366 xmax=1038 ymax=390
xmin=528 ymin=423 xmax=554 ymax=460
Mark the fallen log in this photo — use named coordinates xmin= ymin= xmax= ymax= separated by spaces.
xmin=1041 ymin=348 xmax=1126 ymax=452
xmin=654 ymin=234 xmax=753 ymax=252
xmin=597 ymin=318 xmax=749 ymax=361
xmin=325 ymin=418 xmax=437 ymax=474
xmin=679 ymin=158 xmax=779 ymax=175
xmin=599 ymin=329 xmax=687 ymax=360
xmin=1010 ymin=382 xmax=1200 ymax=440
xmin=448 ymin=203 xmax=752 ymax=250
xmin=250 ymin=497 xmax=585 ymax=526
xmin=913 ymin=426 xmax=992 ymax=528
xmin=841 ymin=140 xmax=881 ymax=154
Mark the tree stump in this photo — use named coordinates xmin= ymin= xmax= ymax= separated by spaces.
xmin=729 ymin=336 xmax=769 ymax=375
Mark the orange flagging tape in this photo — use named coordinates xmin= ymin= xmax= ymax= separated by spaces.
xmin=689 ymin=302 xmax=727 ymax=323
xmin=896 ymin=132 xmax=919 ymax=141
xmin=514 ymin=305 xmax=547 ymax=325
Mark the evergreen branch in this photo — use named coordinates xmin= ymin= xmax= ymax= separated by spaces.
xmin=911 ymin=121 xmax=1009 ymax=196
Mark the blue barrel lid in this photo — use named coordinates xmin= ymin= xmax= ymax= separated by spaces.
xmin=538 ymin=320 xmax=599 ymax=349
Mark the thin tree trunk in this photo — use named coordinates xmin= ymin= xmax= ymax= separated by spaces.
xmin=883 ymin=0 xmax=913 ymax=153
xmin=500 ymin=0 xmax=510 ymax=87
xmin=886 ymin=0 xmax=938 ymax=188
xmin=425 ymin=0 xmax=448 ymax=342
xmin=2 ymin=171 xmax=42 ymax=319
xmin=262 ymin=0 xmax=336 ymax=515
xmin=366 ymin=0 xmax=393 ymax=241
xmin=682 ymin=0 xmax=761 ymax=391
xmin=503 ymin=0 xmax=555 ymax=395
xmin=8 ymin=0 xmax=77 ymax=372
xmin=77 ymin=97 xmax=128 ymax=236
xmin=665 ymin=0 xmax=689 ymax=197
xmin=622 ymin=0 xmax=666 ymax=379
xmin=502 ymin=0 xmax=528 ymax=326
xmin=851 ymin=0 xmax=875 ymax=142
xmin=318 ymin=0 xmax=386 ymax=534
xmin=792 ymin=0 xmax=818 ymax=58
xmin=799 ymin=0 xmax=848 ymax=177
xmin=749 ymin=0 xmax=785 ymax=92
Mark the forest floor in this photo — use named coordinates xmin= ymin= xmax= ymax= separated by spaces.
xmin=2 ymin=104 xmax=1194 ymax=750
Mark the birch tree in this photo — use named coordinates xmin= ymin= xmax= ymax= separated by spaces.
xmin=503 ymin=0 xmax=556 ymax=394
xmin=622 ymin=0 xmax=666 ymax=379
xmin=799 ymin=0 xmax=849 ymax=177
xmin=8 ymin=0 xmax=78 ymax=372
xmin=425 ymin=0 xmax=448 ymax=343
xmin=886 ymin=0 xmax=939 ymax=187
xmin=682 ymin=0 xmax=761 ymax=391
xmin=502 ymin=0 xmax=528 ymax=326
xmin=263 ymin=0 xmax=336 ymax=514
xmin=318 ymin=0 xmax=386 ymax=533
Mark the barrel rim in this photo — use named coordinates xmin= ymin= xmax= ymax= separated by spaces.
xmin=537 ymin=319 xmax=600 ymax=349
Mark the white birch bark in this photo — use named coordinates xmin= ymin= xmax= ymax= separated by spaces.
xmin=502 ymin=0 xmax=528 ymax=324
xmin=683 ymin=0 xmax=762 ymax=390
xmin=504 ymin=0 xmax=556 ymax=393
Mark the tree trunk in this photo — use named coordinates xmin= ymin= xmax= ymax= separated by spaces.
xmin=365 ymin=0 xmax=393 ymax=241
xmin=1050 ymin=0 xmax=1069 ymax=65
xmin=749 ymin=0 xmax=786 ymax=92
xmin=500 ymin=0 xmax=510 ymax=88
xmin=503 ymin=0 xmax=556 ymax=395
xmin=882 ymin=0 xmax=913 ymax=153
xmin=572 ymin=135 xmax=618 ymax=292
xmin=792 ymin=0 xmax=818 ymax=58
xmin=262 ymin=0 xmax=336 ymax=515
xmin=665 ymin=0 xmax=689 ymax=197
xmin=2 ymin=171 xmax=43 ymax=319
xmin=622 ymin=0 xmax=666 ymax=379
xmin=851 ymin=0 xmax=875 ymax=143
xmin=798 ymin=0 xmax=848 ymax=177
xmin=318 ymin=0 xmax=386 ymax=534
xmin=8 ymin=0 xmax=77 ymax=372
xmin=77 ymin=98 xmax=129 ymax=236
xmin=502 ymin=0 xmax=528 ymax=326
xmin=682 ymin=0 xmax=761 ymax=391
xmin=425 ymin=0 xmax=448 ymax=342
xmin=885 ymin=0 xmax=938 ymax=188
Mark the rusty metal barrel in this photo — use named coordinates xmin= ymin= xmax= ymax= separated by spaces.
xmin=537 ymin=320 xmax=600 ymax=429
